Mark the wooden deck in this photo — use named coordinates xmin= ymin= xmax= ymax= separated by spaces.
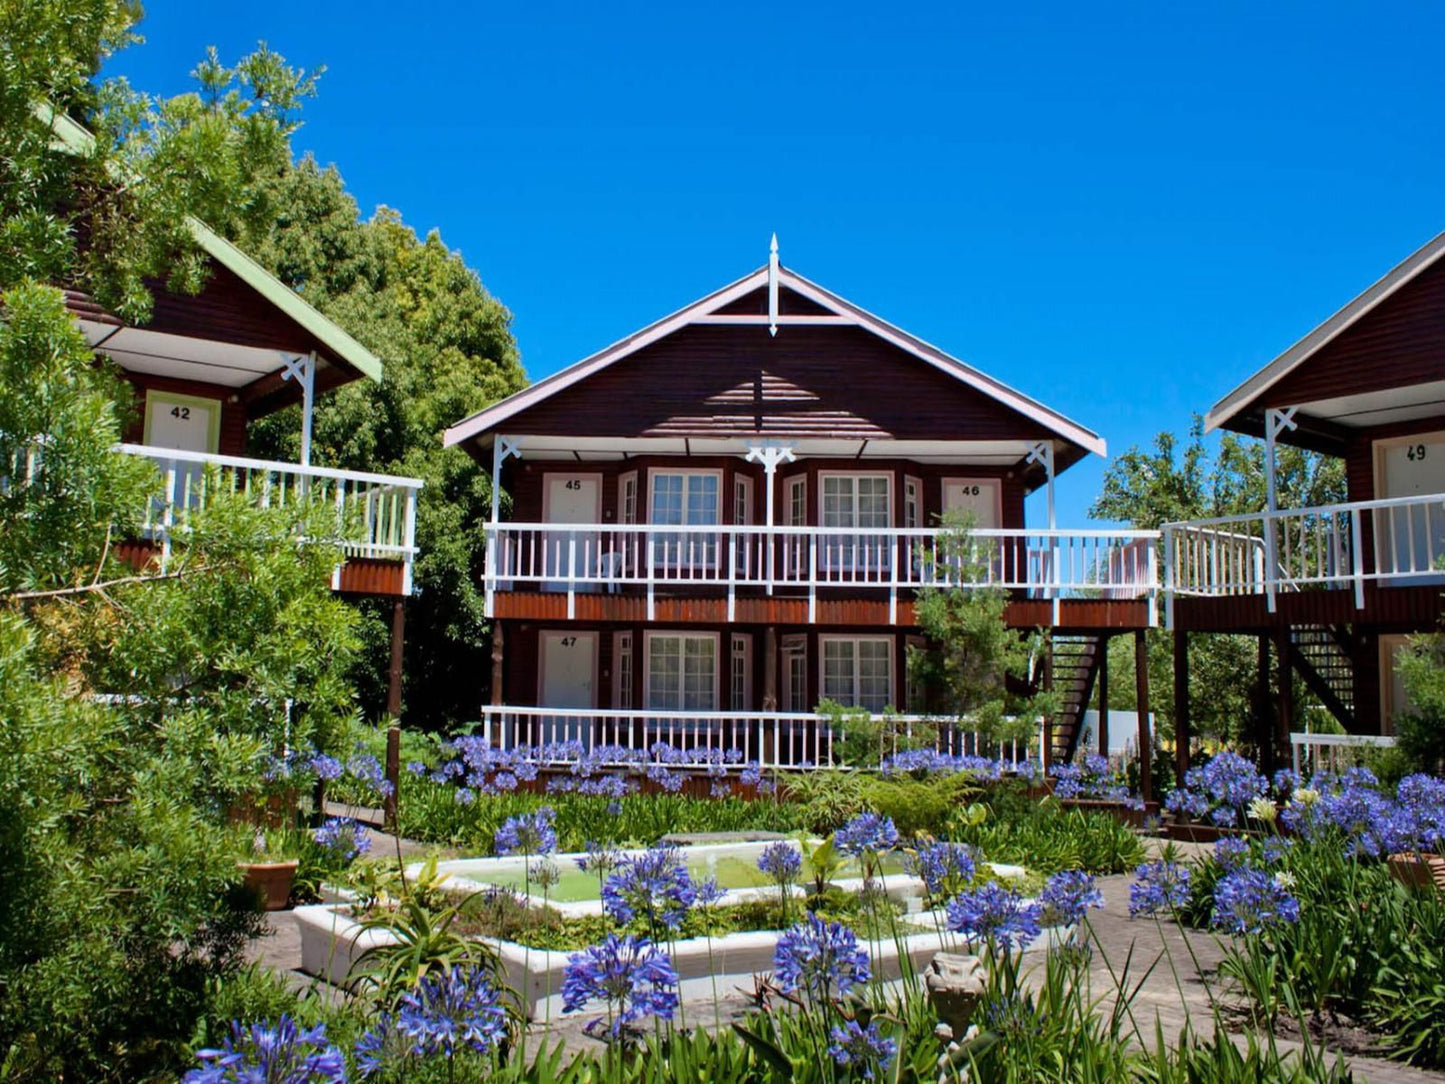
xmin=1172 ymin=583 xmax=1445 ymax=633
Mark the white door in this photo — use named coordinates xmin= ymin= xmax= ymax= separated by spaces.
xmin=540 ymin=631 xmax=596 ymax=748
xmin=544 ymin=475 xmax=600 ymax=589
xmin=941 ymin=479 xmax=1002 ymax=582
xmin=1377 ymin=436 xmax=1445 ymax=583
xmin=145 ymin=396 xmax=219 ymax=510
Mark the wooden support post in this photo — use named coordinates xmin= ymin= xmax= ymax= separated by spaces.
xmin=384 ymin=599 xmax=404 ymax=829
xmin=762 ymin=626 xmax=778 ymax=766
xmin=1173 ymin=630 xmax=1191 ymax=781
xmin=1276 ymin=628 xmax=1295 ymax=769
xmin=1134 ymin=629 xmax=1152 ymax=805
xmin=1256 ymin=634 xmax=1274 ymax=777
xmin=1097 ymin=634 xmax=1110 ymax=759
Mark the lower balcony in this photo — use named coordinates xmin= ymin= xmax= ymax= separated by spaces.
xmin=483 ymin=522 xmax=1159 ymax=627
xmin=118 ymin=443 xmax=423 ymax=596
xmin=478 ymin=705 xmax=1041 ymax=771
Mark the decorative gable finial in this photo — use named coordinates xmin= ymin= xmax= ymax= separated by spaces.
xmin=768 ymin=233 xmax=779 ymax=337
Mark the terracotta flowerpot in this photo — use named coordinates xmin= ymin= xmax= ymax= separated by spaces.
xmin=1387 ymin=853 xmax=1445 ymax=892
xmin=239 ymin=860 xmax=299 ymax=911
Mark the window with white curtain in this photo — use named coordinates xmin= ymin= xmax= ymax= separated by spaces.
xmin=822 ymin=637 xmax=892 ymax=712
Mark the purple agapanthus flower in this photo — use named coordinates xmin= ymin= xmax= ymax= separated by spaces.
xmin=757 ymin=841 xmax=802 ymax=885
xmin=1214 ymin=836 xmax=1250 ymax=870
xmin=309 ymin=753 xmax=344 ymax=782
xmin=1038 ymin=870 xmax=1104 ymax=927
xmin=828 ymin=1019 xmax=897 ymax=1079
xmin=1211 ymin=868 xmax=1301 ymax=936
xmin=493 ymin=807 xmax=557 ymax=857
xmin=562 ymin=934 xmax=679 ymax=1040
xmin=774 ymin=912 xmax=871 ymax=1003
xmin=905 ymin=840 xmax=976 ymax=901
xmin=183 ymin=1015 xmax=345 ymax=1083
xmin=312 ymin=817 xmax=370 ymax=863
xmin=834 ymin=813 xmax=900 ymax=858
xmin=1128 ymin=860 xmax=1192 ymax=917
xmin=575 ymin=840 xmax=622 ymax=879
xmin=694 ymin=876 xmax=727 ymax=906
xmin=396 ymin=965 xmax=507 ymax=1058
xmin=354 ymin=1012 xmax=411 ymax=1079
xmin=945 ymin=882 xmax=1042 ymax=952
xmin=602 ymin=844 xmax=696 ymax=931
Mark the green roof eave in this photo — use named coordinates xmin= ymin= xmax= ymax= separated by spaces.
xmin=184 ymin=217 xmax=384 ymax=385
xmin=33 ymin=100 xmax=97 ymax=155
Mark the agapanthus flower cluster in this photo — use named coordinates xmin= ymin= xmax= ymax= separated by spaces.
xmin=1050 ymin=754 xmax=1144 ymax=809
xmin=309 ymin=753 xmax=345 ymax=782
xmin=1213 ymin=836 xmax=1250 ymax=870
xmin=878 ymin=749 xmax=1040 ymax=781
xmin=1164 ymin=751 xmax=1268 ymax=827
xmin=834 ymin=813 xmax=900 ymax=857
xmin=827 ymin=1019 xmax=897 ymax=1079
xmin=773 ymin=913 xmax=872 ymax=1003
xmin=945 ymin=881 xmax=1042 ymax=952
xmin=602 ymin=844 xmax=696 ymax=930
xmin=346 ymin=753 xmax=395 ymax=798
xmin=575 ymin=840 xmax=622 ymax=880
xmin=493 ymin=807 xmax=557 ymax=856
xmin=1278 ymin=767 xmax=1445 ymax=857
xmin=562 ymin=933 xmax=679 ymax=1040
xmin=1128 ymin=860 xmax=1192 ymax=917
xmin=904 ymin=840 xmax=976 ymax=901
xmin=982 ymin=996 xmax=1044 ymax=1039
xmin=354 ymin=1012 xmax=411 ymax=1079
xmin=694 ymin=876 xmax=727 ymax=906
xmin=312 ymin=816 xmax=370 ymax=863
xmin=757 ymin=841 xmax=802 ymax=885
xmin=1038 ymin=870 xmax=1104 ymax=927
xmin=1210 ymin=867 xmax=1301 ymax=935
xmin=183 ymin=1015 xmax=345 ymax=1084
xmin=396 ymin=965 xmax=507 ymax=1058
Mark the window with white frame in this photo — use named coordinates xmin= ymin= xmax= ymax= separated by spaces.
xmin=650 ymin=472 xmax=720 ymax=568
xmin=786 ymin=477 xmax=807 ymax=526
xmin=904 ymin=477 xmax=922 ymax=529
xmin=646 ymin=633 xmax=718 ymax=712
xmin=821 ymin=474 xmax=891 ymax=572
xmin=731 ymin=634 xmax=751 ymax=711
xmin=782 ymin=635 xmax=808 ymax=712
xmin=735 ymin=476 xmax=752 ymax=525
xmin=619 ymin=472 xmax=638 ymax=525
xmin=822 ymin=637 xmax=892 ymax=713
xmin=614 ymin=631 xmax=633 ymax=709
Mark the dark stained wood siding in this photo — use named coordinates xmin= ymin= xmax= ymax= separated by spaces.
xmin=496 ymin=325 xmax=1061 ymax=444
xmin=1264 ymin=258 xmax=1445 ymax=409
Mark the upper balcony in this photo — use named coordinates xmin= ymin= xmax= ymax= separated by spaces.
xmin=483 ymin=521 xmax=1159 ymax=628
xmin=119 ymin=443 xmax=423 ymax=596
xmin=1163 ymin=492 xmax=1445 ymax=628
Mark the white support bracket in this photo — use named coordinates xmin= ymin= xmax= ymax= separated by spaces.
xmin=485 ymin=435 xmax=523 ymax=618
xmin=280 ymin=351 xmax=317 ymax=467
xmin=746 ymin=440 xmax=797 ymax=595
xmin=1262 ymin=407 xmax=1298 ymax=614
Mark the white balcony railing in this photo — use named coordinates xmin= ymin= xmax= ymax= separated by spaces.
xmin=480 ymin=705 xmax=1039 ymax=771
xmin=1163 ymin=492 xmax=1445 ymax=610
xmin=118 ymin=444 xmax=423 ymax=593
xmin=483 ymin=522 xmax=1159 ymax=622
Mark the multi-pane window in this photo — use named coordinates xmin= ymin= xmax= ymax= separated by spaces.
xmin=730 ymin=634 xmax=751 ymax=710
xmin=821 ymin=475 xmax=891 ymax=572
xmin=650 ymin=472 xmax=719 ymax=567
xmin=786 ymin=477 xmax=807 ymax=526
xmin=614 ymin=632 xmax=633 ymax=709
xmin=619 ymin=473 xmax=638 ymax=525
xmin=735 ymin=477 xmax=752 ymax=525
xmin=782 ymin=635 xmax=807 ymax=712
xmin=647 ymin=634 xmax=717 ymax=711
xmin=904 ymin=478 xmax=921 ymax=529
xmin=822 ymin=638 xmax=892 ymax=712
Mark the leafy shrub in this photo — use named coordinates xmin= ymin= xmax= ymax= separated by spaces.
xmin=951 ymin=801 xmax=1146 ymax=875
xmin=861 ymin=773 xmax=981 ymax=838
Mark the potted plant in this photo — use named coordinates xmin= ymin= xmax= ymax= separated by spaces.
xmin=1050 ymin=754 xmax=1149 ymax=827
xmin=237 ymin=828 xmax=300 ymax=912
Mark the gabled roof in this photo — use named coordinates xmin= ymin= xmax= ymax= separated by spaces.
xmin=444 ymin=263 xmax=1106 ymax=457
xmin=33 ymin=100 xmax=383 ymax=385
xmin=1205 ymin=228 xmax=1445 ymax=433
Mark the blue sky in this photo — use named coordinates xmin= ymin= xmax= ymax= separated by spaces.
xmin=107 ymin=2 xmax=1445 ymax=526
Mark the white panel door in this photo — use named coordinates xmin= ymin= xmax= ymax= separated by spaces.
xmin=942 ymin=479 xmax=1000 ymax=528
xmin=544 ymin=475 xmax=600 ymax=588
xmin=540 ymin=631 xmax=596 ymax=748
xmin=147 ymin=397 xmax=217 ymax=453
xmin=1378 ymin=436 xmax=1445 ymax=583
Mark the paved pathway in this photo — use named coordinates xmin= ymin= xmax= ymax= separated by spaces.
xmin=246 ymin=835 xmax=1445 ymax=1081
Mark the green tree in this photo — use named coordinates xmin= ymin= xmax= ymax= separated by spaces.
xmin=1090 ymin=417 xmax=1346 ymax=752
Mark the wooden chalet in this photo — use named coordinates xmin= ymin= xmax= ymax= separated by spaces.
xmin=33 ymin=105 xmax=423 ymax=717
xmin=1166 ymin=229 xmax=1445 ymax=771
xmin=446 ymin=240 xmax=1159 ymax=770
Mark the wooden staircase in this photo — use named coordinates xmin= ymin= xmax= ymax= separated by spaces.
xmin=1048 ymin=634 xmax=1105 ymax=763
xmin=1290 ymin=625 xmax=1355 ymax=731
